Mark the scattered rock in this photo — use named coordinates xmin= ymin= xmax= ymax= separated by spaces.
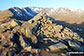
xmin=24 ymin=46 xmax=32 ymax=51
xmin=31 ymin=49 xmax=41 ymax=54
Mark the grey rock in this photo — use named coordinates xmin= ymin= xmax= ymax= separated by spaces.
xmin=68 ymin=40 xmax=84 ymax=51
xmin=48 ymin=42 xmax=68 ymax=52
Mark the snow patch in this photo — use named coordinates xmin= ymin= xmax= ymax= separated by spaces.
xmin=24 ymin=9 xmax=34 ymax=17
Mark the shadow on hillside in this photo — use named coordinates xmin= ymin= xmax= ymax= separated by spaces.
xmin=9 ymin=7 xmax=38 ymax=21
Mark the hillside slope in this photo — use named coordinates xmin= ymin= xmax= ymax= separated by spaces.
xmin=0 ymin=7 xmax=84 ymax=56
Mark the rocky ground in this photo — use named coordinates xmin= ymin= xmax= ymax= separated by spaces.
xmin=0 ymin=7 xmax=84 ymax=56
xmin=30 ymin=7 xmax=84 ymax=37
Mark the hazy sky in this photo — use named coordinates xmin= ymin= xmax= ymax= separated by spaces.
xmin=0 ymin=0 xmax=84 ymax=10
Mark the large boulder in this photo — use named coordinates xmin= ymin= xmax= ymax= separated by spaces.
xmin=48 ymin=42 xmax=68 ymax=52
xmin=68 ymin=40 xmax=84 ymax=52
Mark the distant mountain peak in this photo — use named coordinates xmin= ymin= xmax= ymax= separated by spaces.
xmin=8 ymin=7 xmax=38 ymax=21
